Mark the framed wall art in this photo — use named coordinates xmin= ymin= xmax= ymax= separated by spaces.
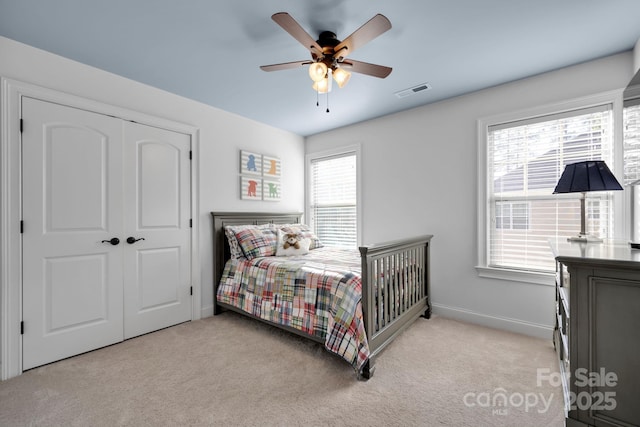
xmin=240 ymin=150 xmax=262 ymax=176
xmin=239 ymin=149 xmax=281 ymax=201
xmin=262 ymin=155 xmax=281 ymax=179
xmin=240 ymin=176 xmax=262 ymax=200
xmin=262 ymin=179 xmax=281 ymax=202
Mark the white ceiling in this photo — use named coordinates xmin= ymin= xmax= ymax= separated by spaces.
xmin=1 ymin=0 xmax=640 ymax=136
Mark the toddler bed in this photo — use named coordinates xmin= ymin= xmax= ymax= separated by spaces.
xmin=211 ymin=211 xmax=432 ymax=379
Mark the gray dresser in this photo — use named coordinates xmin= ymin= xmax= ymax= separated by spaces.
xmin=550 ymin=239 xmax=640 ymax=427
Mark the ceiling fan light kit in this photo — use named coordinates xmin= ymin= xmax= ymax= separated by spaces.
xmin=308 ymin=62 xmax=328 ymax=82
xmin=332 ymin=67 xmax=351 ymax=88
xmin=260 ymin=12 xmax=392 ymax=110
xmin=312 ymin=69 xmax=332 ymax=94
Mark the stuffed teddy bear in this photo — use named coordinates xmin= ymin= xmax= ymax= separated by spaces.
xmin=282 ymin=232 xmax=302 ymax=250
xmin=276 ymin=229 xmax=311 ymax=256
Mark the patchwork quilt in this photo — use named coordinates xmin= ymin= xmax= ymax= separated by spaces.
xmin=217 ymin=247 xmax=370 ymax=371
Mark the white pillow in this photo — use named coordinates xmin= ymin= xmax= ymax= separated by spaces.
xmin=275 ymin=228 xmax=310 ymax=256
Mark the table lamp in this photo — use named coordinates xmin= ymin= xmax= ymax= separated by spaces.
xmin=553 ymin=160 xmax=623 ymax=242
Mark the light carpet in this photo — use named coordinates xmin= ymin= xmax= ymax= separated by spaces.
xmin=0 ymin=313 xmax=565 ymax=426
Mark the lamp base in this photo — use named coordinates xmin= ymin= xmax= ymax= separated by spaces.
xmin=567 ymin=234 xmax=603 ymax=243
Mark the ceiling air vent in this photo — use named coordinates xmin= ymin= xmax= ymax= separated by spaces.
xmin=394 ymin=82 xmax=432 ymax=99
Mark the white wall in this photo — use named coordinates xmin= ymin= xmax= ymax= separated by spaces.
xmin=0 ymin=36 xmax=305 ymax=318
xmin=634 ymin=38 xmax=640 ymax=73
xmin=1 ymin=34 xmax=635 ymax=348
xmin=306 ymin=52 xmax=636 ymax=338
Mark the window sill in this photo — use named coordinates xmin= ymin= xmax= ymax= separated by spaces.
xmin=475 ymin=266 xmax=555 ymax=286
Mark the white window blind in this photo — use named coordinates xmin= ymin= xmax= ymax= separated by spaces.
xmin=623 ymin=101 xmax=640 ymax=184
xmin=309 ymin=153 xmax=357 ymax=248
xmin=487 ymin=104 xmax=614 ymax=272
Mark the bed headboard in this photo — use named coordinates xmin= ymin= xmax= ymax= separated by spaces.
xmin=211 ymin=211 xmax=303 ymax=301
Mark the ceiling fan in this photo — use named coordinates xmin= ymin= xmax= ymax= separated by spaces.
xmin=260 ymin=12 xmax=392 ymax=96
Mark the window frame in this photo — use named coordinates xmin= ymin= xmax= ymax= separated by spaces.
xmin=305 ymin=144 xmax=362 ymax=247
xmin=476 ymin=90 xmax=625 ymax=285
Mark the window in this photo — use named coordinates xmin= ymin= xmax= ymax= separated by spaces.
xmin=623 ymin=99 xmax=640 ymax=184
xmin=479 ymin=95 xmax=621 ymax=279
xmin=306 ymin=146 xmax=360 ymax=248
xmin=495 ymin=201 xmax=529 ymax=230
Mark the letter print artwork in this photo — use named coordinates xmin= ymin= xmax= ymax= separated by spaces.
xmin=239 ymin=150 xmax=281 ymax=201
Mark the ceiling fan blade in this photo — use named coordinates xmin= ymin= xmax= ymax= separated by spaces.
xmin=260 ymin=60 xmax=312 ymax=72
xmin=334 ymin=14 xmax=391 ymax=60
xmin=271 ymin=12 xmax=323 ymax=56
xmin=340 ymin=59 xmax=392 ymax=78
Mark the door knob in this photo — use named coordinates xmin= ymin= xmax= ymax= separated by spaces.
xmin=101 ymin=237 xmax=120 ymax=245
xmin=126 ymin=237 xmax=145 ymax=244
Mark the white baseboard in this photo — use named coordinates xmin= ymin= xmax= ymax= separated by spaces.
xmin=199 ymin=303 xmax=554 ymax=339
xmin=432 ymin=303 xmax=554 ymax=340
xmin=201 ymin=305 xmax=214 ymax=319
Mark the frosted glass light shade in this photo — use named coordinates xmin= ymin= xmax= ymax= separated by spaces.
xmin=312 ymin=77 xmax=331 ymax=93
xmin=308 ymin=62 xmax=328 ymax=82
xmin=332 ymin=67 xmax=351 ymax=88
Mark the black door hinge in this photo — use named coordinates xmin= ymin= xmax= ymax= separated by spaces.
xmin=20 ymin=220 xmax=24 ymax=233
xmin=189 ymin=219 xmax=192 ymax=228
xmin=20 ymin=321 xmax=24 ymax=335
xmin=190 ymin=286 xmax=193 ymax=296
xmin=189 ymin=150 xmax=192 ymax=160
xmin=20 ymin=119 xmax=23 ymax=133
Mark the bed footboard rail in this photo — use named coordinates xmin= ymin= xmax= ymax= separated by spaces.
xmin=359 ymin=234 xmax=432 ymax=357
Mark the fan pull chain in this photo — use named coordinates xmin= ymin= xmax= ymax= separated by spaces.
xmin=326 ymin=91 xmax=330 ymax=113
xmin=316 ymin=86 xmax=319 ymax=107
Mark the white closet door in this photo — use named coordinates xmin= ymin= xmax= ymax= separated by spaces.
xmin=122 ymin=121 xmax=192 ymax=339
xmin=22 ymin=98 xmax=193 ymax=370
xmin=22 ymin=97 xmax=124 ymax=370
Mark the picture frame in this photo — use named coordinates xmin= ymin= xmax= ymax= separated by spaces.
xmin=262 ymin=155 xmax=281 ymax=179
xmin=239 ymin=149 xmax=281 ymax=201
xmin=262 ymin=179 xmax=281 ymax=202
xmin=240 ymin=150 xmax=262 ymax=176
xmin=240 ymin=176 xmax=262 ymax=200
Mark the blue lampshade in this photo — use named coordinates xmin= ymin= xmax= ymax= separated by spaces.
xmin=553 ymin=160 xmax=623 ymax=194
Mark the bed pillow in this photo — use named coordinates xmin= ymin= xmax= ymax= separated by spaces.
xmin=232 ymin=224 xmax=278 ymax=259
xmin=225 ymin=224 xmax=276 ymax=259
xmin=279 ymin=224 xmax=323 ymax=250
xmin=224 ymin=226 xmax=245 ymax=259
xmin=275 ymin=228 xmax=311 ymax=256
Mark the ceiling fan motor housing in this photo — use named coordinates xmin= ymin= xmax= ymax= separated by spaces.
xmin=317 ymin=31 xmax=340 ymax=47
xmin=316 ymin=31 xmax=345 ymax=66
